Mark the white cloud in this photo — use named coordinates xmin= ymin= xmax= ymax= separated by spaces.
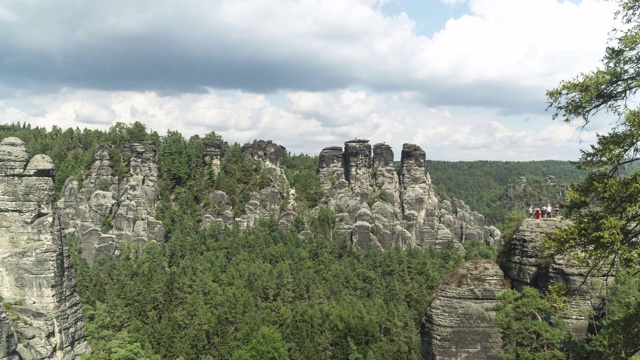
xmin=441 ymin=0 xmax=467 ymax=6
xmin=0 ymin=0 xmax=619 ymax=160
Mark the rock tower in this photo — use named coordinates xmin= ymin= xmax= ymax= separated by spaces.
xmin=0 ymin=137 xmax=88 ymax=359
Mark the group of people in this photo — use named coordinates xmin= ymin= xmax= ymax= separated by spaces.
xmin=528 ymin=204 xmax=559 ymax=219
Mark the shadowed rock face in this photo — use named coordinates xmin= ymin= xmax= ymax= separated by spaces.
xmin=241 ymin=140 xmax=286 ymax=168
xmin=421 ymin=260 xmax=509 ymax=360
xmin=344 ymin=140 xmax=372 ymax=192
xmin=499 ymin=218 xmax=614 ymax=339
xmin=372 ymin=143 xmax=393 ymax=168
xmin=1 ymin=303 xmax=19 ymax=359
xmin=0 ymin=137 xmax=88 ymax=359
xmin=202 ymin=138 xmax=227 ymax=174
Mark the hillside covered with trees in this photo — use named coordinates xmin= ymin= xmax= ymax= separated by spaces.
xmin=0 ymin=122 xmax=497 ymax=359
xmin=427 ymin=160 xmax=585 ymax=229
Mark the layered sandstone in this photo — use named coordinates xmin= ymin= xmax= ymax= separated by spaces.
xmin=57 ymin=143 xmax=164 ymax=263
xmin=318 ymin=140 xmax=493 ymax=250
xmin=0 ymin=137 xmax=88 ymax=359
xmin=421 ymin=260 xmax=509 ymax=359
xmin=499 ymin=218 xmax=613 ymax=339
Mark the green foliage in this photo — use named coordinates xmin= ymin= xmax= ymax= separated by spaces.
xmin=545 ymin=0 xmax=640 ymax=269
xmin=501 ymin=210 xmax=527 ymax=242
xmin=495 ymin=287 xmax=572 ymax=359
xmin=157 ymin=131 xmax=192 ymax=189
xmin=232 ymin=327 xmax=289 ymax=360
xmin=71 ymin=214 xmax=464 ymax=360
xmin=427 ymin=160 xmax=583 ymax=229
xmin=543 ymin=2 xmax=640 ymax=356
xmin=378 ymin=189 xmax=389 ymax=202
xmin=98 ymin=179 xmax=111 ymax=191
xmin=127 ymin=121 xmax=148 ymax=143
xmin=283 ymin=153 xmax=323 ymax=209
xmin=214 ymin=144 xmax=271 ymax=217
xmin=462 ymin=239 xmax=497 ymax=262
xmin=100 ymin=215 xmax=113 ymax=234
xmin=586 ymin=266 xmax=640 ymax=359
xmin=109 ymin=147 xmax=129 ymax=182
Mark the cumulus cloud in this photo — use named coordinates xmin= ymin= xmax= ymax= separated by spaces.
xmin=0 ymin=88 xmax=597 ymax=161
xmin=0 ymin=0 xmax=618 ymax=160
xmin=0 ymin=0 xmax=617 ymax=112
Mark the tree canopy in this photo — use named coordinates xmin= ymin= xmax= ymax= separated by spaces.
xmin=544 ymin=0 xmax=640 ymax=357
xmin=547 ymin=0 xmax=640 ymax=268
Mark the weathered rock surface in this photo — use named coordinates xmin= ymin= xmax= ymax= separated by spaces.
xmin=421 ymin=260 xmax=509 ymax=360
xmin=57 ymin=143 xmax=164 ymax=263
xmin=1 ymin=303 xmax=19 ymax=360
xmin=0 ymin=137 xmax=88 ymax=359
xmin=319 ymin=140 xmax=492 ymax=250
xmin=202 ymin=138 xmax=227 ymax=174
xmin=499 ymin=218 xmax=613 ymax=339
xmin=202 ymin=140 xmax=295 ymax=231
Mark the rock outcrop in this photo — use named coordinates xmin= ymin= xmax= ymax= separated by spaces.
xmin=57 ymin=143 xmax=164 ymax=263
xmin=201 ymin=140 xmax=294 ymax=231
xmin=202 ymin=138 xmax=227 ymax=174
xmin=421 ymin=260 xmax=509 ymax=360
xmin=499 ymin=218 xmax=613 ymax=339
xmin=0 ymin=137 xmax=88 ymax=359
xmin=319 ymin=140 xmax=491 ymax=250
xmin=199 ymin=138 xmax=494 ymax=249
xmin=1 ymin=303 xmax=19 ymax=360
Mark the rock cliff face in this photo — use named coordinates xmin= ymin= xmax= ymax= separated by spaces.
xmin=499 ymin=218 xmax=613 ymax=339
xmin=1 ymin=303 xmax=19 ymax=360
xmin=420 ymin=219 xmax=615 ymax=359
xmin=319 ymin=140 xmax=491 ymax=250
xmin=57 ymin=143 xmax=164 ymax=263
xmin=202 ymin=140 xmax=295 ymax=231
xmin=0 ymin=137 xmax=88 ymax=359
xmin=420 ymin=260 xmax=509 ymax=360
xmin=198 ymin=138 xmax=494 ymax=250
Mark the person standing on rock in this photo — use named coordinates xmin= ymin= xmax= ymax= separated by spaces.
xmin=529 ymin=205 xmax=533 ymax=218
xmin=535 ymin=207 xmax=541 ymax=219
xmin=547 ymin=204 xmax=552 ymax=218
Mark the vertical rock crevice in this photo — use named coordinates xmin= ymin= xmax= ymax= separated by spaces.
xmin=0 ymin=137 xmax=88 ymax=359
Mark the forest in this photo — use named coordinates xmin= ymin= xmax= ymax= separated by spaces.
xmin=427 ymin=160 xmax=585 ymax=229
xmin=1 ymin=116 xmax=640 ymax=359
xmin=0 ymin=122 xmax=496 ymax=359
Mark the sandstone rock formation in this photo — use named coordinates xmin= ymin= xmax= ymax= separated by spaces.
xmin=202 ymin=138 xmax=227 ymax=174
xmin=57 ymin=143 xmax=164 ymax=263
xmin=1 ymin=303 xmax=19 ymax=360
xmin=319 ymin=140 xmax=491 ymax=250
xmin=499 ymin=218 xmax=613 ymax=339
xmin=201 ymin=140 xmax=294 ymax=231
xmin=0 ymin=137 xmax=88 ymax=359
xmin=421 ymin=260 xmax=509 ymax=360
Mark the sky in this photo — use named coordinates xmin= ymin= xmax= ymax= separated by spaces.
xmin=0 ymin=0 xmax=621 ymax=161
